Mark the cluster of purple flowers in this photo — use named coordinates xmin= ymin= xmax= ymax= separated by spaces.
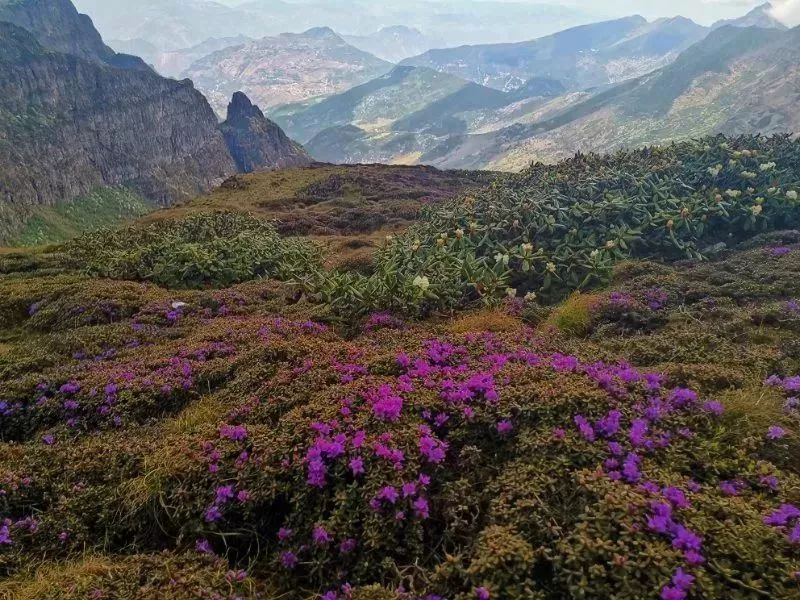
xmin=763 ymin=504 xmax=800 ymax=544
xmin=363 ymin=312 xmax=405 ymax=332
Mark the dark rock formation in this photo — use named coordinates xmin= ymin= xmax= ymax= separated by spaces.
xmin=0 ymin=21 xmax=236 ymax=209
xmin=0 ymin=0 xmax=148 ymax=69
xmin=221 ymin=92 xmax=311 ymax=173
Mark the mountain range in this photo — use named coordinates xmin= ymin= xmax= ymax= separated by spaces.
xmin=265 ymin=4 xmax=795 ymax=170
xmin=182 ymin=27 xmax=392 ymax=116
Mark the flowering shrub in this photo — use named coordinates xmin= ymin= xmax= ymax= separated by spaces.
xmin=310 ymin=134 xmax=800 ymax=319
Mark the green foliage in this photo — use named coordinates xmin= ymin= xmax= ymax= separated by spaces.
xmin=313 ymin=134 xmax=800 ymax=319
xmin=65 ymin=212 xmax=321 ymax=289
xmin=3 ymin=187 xmax=153 ymax=247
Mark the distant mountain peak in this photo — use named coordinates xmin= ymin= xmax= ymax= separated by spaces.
xmin=302 ymin=26 xmax=339 ymax=40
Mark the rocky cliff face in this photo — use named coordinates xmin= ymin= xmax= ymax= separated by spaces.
xmin=0 ymin=0 xmax=148 ymax=69
xmin=0 ymin=20 xmax=237 ymax=210
xmin=221 ymin=92 xmax=311 ymax=173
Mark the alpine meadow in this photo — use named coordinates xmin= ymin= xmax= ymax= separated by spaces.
xmin=1 ymin=1 xmax=800 ymax=599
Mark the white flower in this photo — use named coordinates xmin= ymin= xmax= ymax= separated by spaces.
xmin=524 ymin=292 xmax=537 ymax=303
xmin=171 ymin=301 xmax=188 ymax=309
xmin=412 ymin=276 xmax=430 ymax=291
xmin=740 ymin=171 xmax=756 ymax=180
xmin=494 ymin=253 xmax=510 ymax=265
xmin=546 ymin=262 xmax=557 ymax=273
xmin=605 ymin=240 xmax=617 ymax=250
xmin=751 ymin=205 xmax=763 ymax=216
xmin=787 ymin=190 xmax=798 ymax=201
xmin=725 ymin=189 xmax=742 ymax=199
xmin=707 ymin=165 xmax=722 ymax=177
xmin=590 ymin=249 xmax=600 ymax=259
xmin=505 ymin=287 xmax=517 ymax=299
xmin=455 ymin=229 xmax=465 ymax=239
xmin=521 ymin=243 xmax=534 ymax=253
xmin=760 ymin=162 xmax=776 ymax=172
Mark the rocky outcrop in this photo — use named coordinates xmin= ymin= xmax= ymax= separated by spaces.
xmin=0 ymin=20 xmax=236 ymax=209
xmin=221 ymin=92 xmax=311 ymax=173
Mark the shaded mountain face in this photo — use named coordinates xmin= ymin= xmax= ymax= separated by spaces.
xmin=344 ymin=26 xmax=439 ymax=63
xmin=182 ymin=27 xmax=392 ymax=117
xmin=0 ymin=0 xmax=148 ymax=69
xmin=0 ymin=20 xmax=236 ymax=212
xmin=401 ymin=15 xmax=709 ymax=93
xmin=221 ymin=92 xmax=311 ymax=173
xmin=424 ymin=25 xmax=800 ymax=171
xmin=0 ymin=0 xmax=313 ymax=238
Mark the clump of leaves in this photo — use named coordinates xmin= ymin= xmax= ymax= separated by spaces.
xmin=66 ymin=212 xmax=320 ymax=289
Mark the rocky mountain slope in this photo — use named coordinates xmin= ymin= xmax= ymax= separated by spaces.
xmin=220 ymin=92 xmax=311 ymax=173
xmin=400 ymin=15 xmax=710 ymax=93
xmin=0 ymin=0 xmax=311 ymax=245
xmin=427 ymin=25 xmax=800 ymax=170
xmin=182 ymin=27 xmax=392 ymax=117
xmin=0 ymin=0 xmax=148 ymax=68
xmin=0 ymin=20 xmax=235 ymax=209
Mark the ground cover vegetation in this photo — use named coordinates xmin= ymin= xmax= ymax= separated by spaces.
xmin=0 ymin=134 xmax=799 ymax=598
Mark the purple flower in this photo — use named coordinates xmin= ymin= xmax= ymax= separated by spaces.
xmin=595 ymin=410 xmax=621 ymax=438
xmin=663 ymin=487 xmax=690 ymax=509
xmin=377 ymin=486 xmax=399 ymax=504
xmin=622 ymin=453 xmax=641 ymax=483
xmin=629 ymin=419 xmax=648 ymax=447
xmin=413 ymin=496 xmax=430 ymax=519
xmin=372 ymin=389 xmax=404 ymax=421
xmin=669 ymin=388 xmax=698 ymax=408
xmin=278 ymin=527 xmax=294 ymax=542
xmin=672 ymin=568 xmax=695 ymax=590
xmin=349 ymin=457 xmax=365 ymax=476
xmin=661 ymin=586 xmax=686 ymax=600
xmin=763 ymin=504 xmax=800 ymax=527
xmin=789 ymin=523 xmax=800 ymax=544
xmin=703 ymin=401 xmax=724 ymax=416
xmin=215 ymin=485 xmax=235 ymax=504
xmin=767 ymin=425 xmax=787 ymax=440
xmin=205 ymin=505 xmax=222 ymax=523
xmin=195 ymin=538 xmax=213 ymax=554
xmin=312 ymin=526 xmax=331 ymax=546
xmin=496 ymin=419 xmax=514 ymax=437
xmin=574 ymin=415 xmax=596 ymax=442
xmin=219 ymin=424 xmax=248 ymax=441
xmin=41 ymin=434 xmax=55 ymax=446
xmin=476 ymin=588 xmax=490 ymax=600
xmin=339 ymin=538 xmax=357 ymax=554
xmin=672 ymin=526 xmax=703 ymax=553
xmin=0 ymin=525 xmax=11 ymax=545
xmin=280 ymin=551 xmax=298 ymax=570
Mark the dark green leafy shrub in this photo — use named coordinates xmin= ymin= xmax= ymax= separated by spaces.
xmin=66 ymin=212 xmax=321 ymax=289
